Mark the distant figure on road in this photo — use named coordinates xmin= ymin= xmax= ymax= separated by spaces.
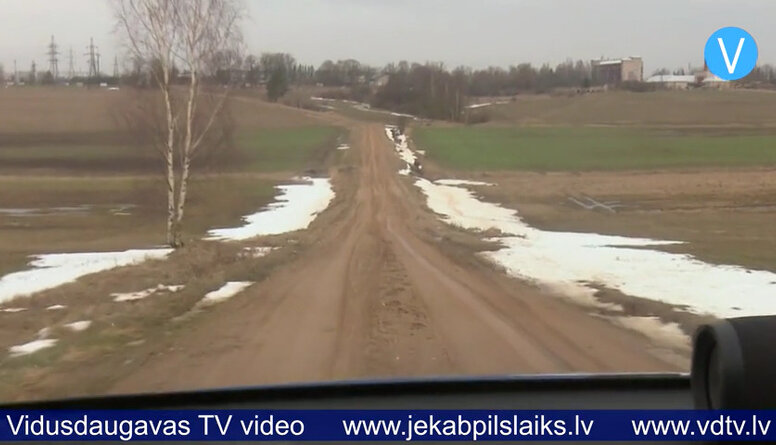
xmin=412 ymin=158 xmax=423 ymax=176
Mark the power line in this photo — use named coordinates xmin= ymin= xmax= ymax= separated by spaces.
xmin=85 ymin=37 xmax=100 ymax=79
xmin=46 ymin=35 xmax=59 ymax=78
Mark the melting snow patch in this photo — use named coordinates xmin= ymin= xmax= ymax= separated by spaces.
xmin=206 ymin=177 xmax=334 ymax=241
xmin=0 ymin=249 xmax=172 ymax=305
xmin=607 ymin=316 xmax=690 ymax=350
xmin=64 ymin=320 xmax=92 ymax=332
xmin=9 ymin=339 xmax=57 ymax=357
xmin=1 ymin=307 xmax=27 ymax=313
xmin=46 ymin=305 xmax=67 ymax=311
xmin=239 ymin=247 xmax=275 ymax=259
xmin=337 ymin=143 xmax=350 ymax=150
xmin=435 ymin=179 xmax=494 ymax=187
xmin=413 ymin=178 xmax=776 ymax=319
xmin=385 ymin=126 xmax=418 ymax=174
xmin=199 ymin=282 xmax=254 ymax=306
xmin=466 ymin=101 xmax=509 ymax=109
xmin=112 ymin=284 xmax=184 ymax=302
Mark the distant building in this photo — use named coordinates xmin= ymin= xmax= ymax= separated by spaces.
xmin=646 ymin=74 xmax=697 ymax=89
xmin=645 ymin=71 xmax=731 ymax=90
xmin=591 ymin=57 xmax=644 ymax=85
xmin=699 ymin=72 xmax=731 ymax=89
xmin=373 ymin=74 xmax=390 ymax=87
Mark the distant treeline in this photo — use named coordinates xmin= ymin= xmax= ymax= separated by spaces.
xmin=6 ymin=52 xmax=775 ymax=122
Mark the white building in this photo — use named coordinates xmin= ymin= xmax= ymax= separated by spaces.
xmin=645 ymin=74 xmax=697 ymax=89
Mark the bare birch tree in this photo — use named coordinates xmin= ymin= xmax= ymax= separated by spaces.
xmin=112 ymin=0 xmax=243 ymax=247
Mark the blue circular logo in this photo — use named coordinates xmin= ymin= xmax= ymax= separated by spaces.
xmin=704 ymin=27 xmax=758 ymax=81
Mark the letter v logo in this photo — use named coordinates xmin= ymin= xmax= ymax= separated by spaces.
xmin=718 ymin=37 xmax=745 ymax=74
xmin=705 ymin=27 xmax=758 ymax=81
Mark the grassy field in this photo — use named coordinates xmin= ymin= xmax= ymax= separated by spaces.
xmin=0 ymin=176 xmax=277 ymax=276
xmin=0 ymin=87 xmax=342 ymax=275
xmin=412 ymin=89 xmax=776 ymax=275
xmin=488 ymin=89 xmax=776 ymax=127
xmin=414 ymin=126 xmax=776 ymax=171
xmin=0 ymin=126 xmax=341 ymax=173
xmin=237 ymin=126 xmax=341 ymax=171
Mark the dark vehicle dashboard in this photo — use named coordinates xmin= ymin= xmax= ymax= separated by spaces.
xmin=2 ymin=316 xmax=773 ymax=444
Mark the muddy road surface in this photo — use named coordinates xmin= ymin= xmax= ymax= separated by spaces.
xmin=112 ymin=123 xmax=681 ymax=394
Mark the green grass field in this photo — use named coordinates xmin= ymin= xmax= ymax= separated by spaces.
xmin=414 ymin=126 xmax=776 ymax=171
xmin=489 ymin=90 xmax=776 ymax=126
xmin=0 ymin=126 xmax=341 ymax=173
xmin=236 ymin=126 xmax=341 ymax=171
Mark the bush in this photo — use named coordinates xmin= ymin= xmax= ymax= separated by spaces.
xmin=619 ymin=81 xmax=656 ymax=93
xmin=466 ymin=109 xmax=491 ymax=125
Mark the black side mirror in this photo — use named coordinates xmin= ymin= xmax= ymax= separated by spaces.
xmin=692 ymin=316 xmax=776 ymax=409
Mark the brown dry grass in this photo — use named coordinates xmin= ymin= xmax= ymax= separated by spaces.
xmin=435 ymin=168 xmax=776 ymax=273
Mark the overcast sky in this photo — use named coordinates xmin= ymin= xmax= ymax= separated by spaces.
xmin=0 ymin=0 xmax=773 ymax=75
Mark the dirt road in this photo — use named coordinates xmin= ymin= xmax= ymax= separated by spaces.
xmin=113 ymin=123 xmax=681 ymax=394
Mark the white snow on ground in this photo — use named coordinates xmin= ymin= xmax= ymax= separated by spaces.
xmin=413 ymin=178 xmax=776 ymax=318
xmin=206 ymin=177 xmax=334 ymax=241
xmin=0 ymin=249 xmax=173 ymax=305
xmin=606 ymin=316 xmax=690 ymax=350
xmin=1 ymin=308 xmax=27 ymax=313
xmin=435 ymin=179 xmax=494 ymax=187
xmin=385 ymin=126 xmax=418 ymax=175
xmin=46 ymin=305 xmax=66 ymax=311
xmin=64 ymin=320 xmax=92 ymax=332
xmin=383 ymin=127 xmax=776 ymax=319
xmin=390 ymin=111 xmax=417 ymax=119
xmin=9 ymin=339 xmax=58 ymax=357
xmin=112 ymin=284 xmax=184 ymax=302
xmin=199 ymin=282 xmax=254 ymax=306
xmin=240 ymin=247 xmax=275 ymax=258
xmin=337 ymin=143 xmax=350 ymax=150
xmin=466 ymin=101 xmax=509 ymax=109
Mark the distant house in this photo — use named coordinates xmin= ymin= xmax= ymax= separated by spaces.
xmin=373 ymin=74 xmax=390 ymax=87
xmin=591 ymin=57 xmax=644 ymax=85
xmin=701 ymin=73 xmax=731 ymax=89
xmin=646 ymin=74 xmax=697 ymax=89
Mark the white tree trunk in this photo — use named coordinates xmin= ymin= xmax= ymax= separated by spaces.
xmin=162 ymin=83 xmax=181 ymax=247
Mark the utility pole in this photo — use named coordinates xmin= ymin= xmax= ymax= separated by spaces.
xmin=47 ymin=35 xmax=59 ymax=79
xmin=85 ymin=37 xmax=100 ymax=80
xmin=113 ymin=56 xmax=119 ymax=79
xmin=13 ymin=60 xmax=17 ymax=84
xmin=30 ymin=60 xmax=37 ymax=84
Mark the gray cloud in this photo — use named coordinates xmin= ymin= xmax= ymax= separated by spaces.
xmin=1 ymin=0 xmax=773 ymax=75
